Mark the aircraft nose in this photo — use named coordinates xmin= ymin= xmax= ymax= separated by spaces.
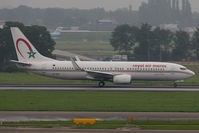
xmin=189 ymin=70 xmax=195 ymax=76
xmin=192 ymin=71 xmax=195 ymax=76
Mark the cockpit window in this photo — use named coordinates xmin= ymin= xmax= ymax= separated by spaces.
xmin=180 ymin=67 xmax=187 ymax=70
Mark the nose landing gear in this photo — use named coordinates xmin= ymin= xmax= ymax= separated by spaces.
xmin=98 ymin=81 xmax=105 ymax=87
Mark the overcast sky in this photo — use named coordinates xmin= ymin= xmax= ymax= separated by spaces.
xmin=1 ymin=0 xmax=199 ymax=12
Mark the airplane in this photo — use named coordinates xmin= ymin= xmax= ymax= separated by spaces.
xmin=10 ymin=27 xmax=195 ymax=87
xmin=50 ymin=27 xmax=62 ymax=39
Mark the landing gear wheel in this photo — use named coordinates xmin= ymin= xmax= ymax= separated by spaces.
xmin=173 ymin=83 xmax=177 ymax=88
xmin=98 ymin=81 xmax=105 ymax=87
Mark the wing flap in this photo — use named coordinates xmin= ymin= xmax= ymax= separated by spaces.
xmin=86 ymin=70 xmax=113 ymax=80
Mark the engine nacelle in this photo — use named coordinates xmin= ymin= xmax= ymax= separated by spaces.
xmin=113 ymin=74 xmax=131 ymax=84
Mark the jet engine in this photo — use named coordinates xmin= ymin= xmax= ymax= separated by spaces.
xmin=113 ymin=74 xmax=131 ymax=84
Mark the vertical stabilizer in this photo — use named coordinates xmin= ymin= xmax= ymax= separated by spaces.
xmin=11 ymin=27 xmax=53 ymax=62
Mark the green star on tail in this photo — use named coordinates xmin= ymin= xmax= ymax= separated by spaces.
xmin=27 ymin=50 xmax=36 ymax=58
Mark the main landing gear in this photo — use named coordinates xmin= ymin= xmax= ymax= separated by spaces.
xmin=173 ymin=83 xmax=178 ymax=88
xmin=98 ymin=81 xmax=105 ymax=87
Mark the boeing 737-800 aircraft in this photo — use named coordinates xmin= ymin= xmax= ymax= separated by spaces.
xmin=10 ymin=27 xmax=195 ymax=87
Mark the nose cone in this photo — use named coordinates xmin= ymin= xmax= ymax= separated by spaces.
xmin=189 ymin=70 xmax=195 ymax=77
xmin=192 ymin=71 xmax=196 ymax=76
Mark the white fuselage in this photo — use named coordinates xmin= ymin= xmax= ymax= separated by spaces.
xmin=20 ymin=61 xmax=195 ymax=82
xmin=10 ymin=27 xmax=195 ymax=86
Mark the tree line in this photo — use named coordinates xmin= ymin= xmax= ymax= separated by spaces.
xmin=110 ymin=24 xmax=199 ymax=61
xmin=0 ymin=5 xmax=138 ymax=29
xmin=1 ymin=4 xmax=199 ymax=30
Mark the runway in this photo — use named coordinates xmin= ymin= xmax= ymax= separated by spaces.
xmin=1 ymin=112 xmax=199 ymax=133
xmin=1 ymin=127 xmax=199 ymax=133
xmin=1 ymin=86 xmax=199 ymax=132
xmin=1 ymin=111 xmax=199 ymax=122
xmin=0 ymin=85 xmax=199 ymax=92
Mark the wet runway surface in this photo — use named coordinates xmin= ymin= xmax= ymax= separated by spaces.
xmin=1 ymin=111 xmax=199 ymax=122
xmin=1 ymin=85 xmax=199 ymax=92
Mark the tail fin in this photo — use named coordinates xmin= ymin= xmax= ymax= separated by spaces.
xmin=11 ymin=27 xmax=53 ymax=62
xmin=54 ymin=27 xmax=62 ymax=34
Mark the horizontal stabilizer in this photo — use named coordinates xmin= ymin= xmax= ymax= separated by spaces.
xmin=10 ymin=60 xmax=31 ymax=66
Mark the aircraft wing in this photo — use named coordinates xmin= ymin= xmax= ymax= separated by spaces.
xmin=10 ymin=60 xmax=31 ymax=66
xmin=85 ymin=70 xmax=113 ymax=80
xmin=75 ymin=56 xmax=81 ymax=61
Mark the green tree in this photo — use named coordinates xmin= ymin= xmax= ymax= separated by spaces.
xmin=0 ymin=21 xmax=55 ymax=66
xmin=172 ymin=30 xmax=191 ymax=61
xmin=24 ymin=25 xmax=55 ymax=58
xmin=151 ymin=27 xmax=173 ymax=61
xmin=0 ymin=22 xmax=22 ymax=65
xmin=110 ymin=24 xmax=138 ymax=55
xmin=134 ymin=23 xmax=153 ymax=61
xmin=191 ymin=28 xmax=199 ymax=60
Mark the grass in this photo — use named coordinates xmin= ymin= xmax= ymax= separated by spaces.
xmin=2 ymin=120 xmax=199 ymax=130
xmin=59 ymin=32 xmax=111 ymax=42
xmin=0 ymin=121 xmax=73 ymax=128
xmin=135 ymin=120 xmax=199 ymax=130
xmin=54 ymin=40 xmax=116 ymax=57
xmin=141 ymin=125 xmax=199 ymax=130
xmin=1 ymin=91 xmax=199 ymax=112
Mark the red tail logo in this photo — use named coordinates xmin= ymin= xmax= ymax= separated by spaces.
xmin=16 ymin=38 xmax=36 ymax=58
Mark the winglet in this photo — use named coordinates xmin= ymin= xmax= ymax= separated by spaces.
xmin=75 ymin=56 xmax=81 ymax=61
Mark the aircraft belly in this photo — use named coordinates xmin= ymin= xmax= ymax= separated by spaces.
xmin=167 ymin=73 xmax=187 ymax=81
xmin=131 ymin=72 xmax=171 ymax=81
